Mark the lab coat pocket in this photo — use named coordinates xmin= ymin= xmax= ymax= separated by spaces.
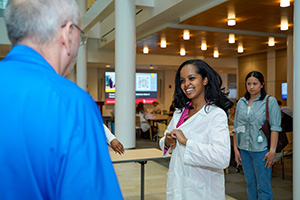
xmin=183 ymin=176 xmax=206 ymax=200
xmin=166 ymin=172 xmax=180 ymax=200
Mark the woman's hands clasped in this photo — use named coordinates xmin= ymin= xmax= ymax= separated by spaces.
xmin=165 ymin=129 xmax=188 ymax=148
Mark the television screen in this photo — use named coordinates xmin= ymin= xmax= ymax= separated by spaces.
xmin=281 ymin=82 xmax=287 ymax=99
xmin=227 ymin=88 xmax=237 ymax=99
xmin=105 ymin=72 xmax=157 ymax=104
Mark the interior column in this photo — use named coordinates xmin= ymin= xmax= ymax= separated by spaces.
xmin=76 ymin=0 xmax=87 ymax=91
xmin=293 ymin=1 xmax=299 ymax=199
xmin=115 ymin=0 xmax=136 ymax=148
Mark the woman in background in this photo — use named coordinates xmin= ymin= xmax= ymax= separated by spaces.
xmin=159 ymin=59 xmax=233 ymax=200
xmin=151 ymin=101 xmax=161 ymax=114
xmin=136 ymin=102 xmax=150 ymax=134
xmin=233 ymin=71 xmax=281 ymax=200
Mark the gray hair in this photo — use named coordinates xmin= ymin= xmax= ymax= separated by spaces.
xmin=4 ymin=0 xmax=80 ymax=45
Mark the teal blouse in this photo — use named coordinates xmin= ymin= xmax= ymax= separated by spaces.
xmin=233 ymin=95 xmax=282 ymax=152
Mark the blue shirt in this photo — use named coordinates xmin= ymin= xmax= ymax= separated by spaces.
xmin=233 ymin=95 xmax=281 ymax=152
xmin=0 ymin=45 xmax=123 ymax=200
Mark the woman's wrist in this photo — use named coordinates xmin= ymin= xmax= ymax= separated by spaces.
xmin=269 ymin=147 xmax=276 ymax=153
xmin=165 ymin=140 xmax=170 ymax=148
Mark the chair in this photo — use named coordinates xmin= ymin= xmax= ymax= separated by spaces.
xmin=136 ymin=116 xmax=142 ymax=139
xmin=153 ymin=122 xmax=167 ymax=141
xmin=280 ymin=131 xmax=293 ymax=180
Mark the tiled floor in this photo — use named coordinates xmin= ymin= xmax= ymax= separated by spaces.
xmin=112 ymin=138 xmax=293 ymax=200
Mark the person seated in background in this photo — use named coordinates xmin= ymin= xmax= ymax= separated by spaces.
xmin=152 ymin=101 xmax=161 ymax=114
xmin=136 ymin=102 xmax=150 ymax=137
xmin=281 ymin=106 xmax=293 ymax=132
xmin=277 ymin=100 xmax=283 ymax=108
xmin=103 ymin=124 xmax=124 ymax=154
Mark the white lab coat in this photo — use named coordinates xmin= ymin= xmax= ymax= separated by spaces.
xmin=103 ymin=124 xmax=116 ymax=145
xmin=137 ymin=112 xmax=150 ymax=132
xmin=159 ymin=105 xmax=230 ymax=200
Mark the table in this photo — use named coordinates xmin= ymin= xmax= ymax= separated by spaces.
xmin=147 ymin=114 xmax=169 ymax=140
xmin=110 ymin=148 xmax=170 ymax=200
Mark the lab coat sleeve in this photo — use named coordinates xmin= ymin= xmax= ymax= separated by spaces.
xmin=103 ymin=124 xmax=116 ymax=145
xmin=159 ymin=116 xmax=176 ymax=157
xmin=183 ymin=110 xmax=230 ymax=169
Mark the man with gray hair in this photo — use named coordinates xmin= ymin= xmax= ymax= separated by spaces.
xmin=0 ymin=0 xmax=123 ymax=199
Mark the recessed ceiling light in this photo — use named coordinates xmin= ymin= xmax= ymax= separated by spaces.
xmin=143 ymin=46 xmax=149 ymax=54
xmin=213 ymin=48 xmax=219 ymax=58
xmin=201 ymin=40 xmax=207 ymax=50
xmin=180 ymin=47 xmax=186 ymax=56
xmin=228 ymin=33 xmax=235 ymax=44
xmin=268 ymin=37 xmax=275 ymax=46
xmin=160 ymin=37 xmax=167 ymax=48
xmin=227 ymin=18 xmax=236 ymax=26
xmin=281 ymin=16 xmax=288 ymax=31
xmin=183 ymin=30 xmax=190 ymax=40
xmin=238 ymin=44 xmax=244 ymax=53
xmin=280 ymin=0 xmax=290 ymax=7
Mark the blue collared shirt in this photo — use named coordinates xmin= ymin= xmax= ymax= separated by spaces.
xmin=233 ymin=95 xmax=281 ymax=152
xmin=0 ymin=45 xmax=123 ymax=199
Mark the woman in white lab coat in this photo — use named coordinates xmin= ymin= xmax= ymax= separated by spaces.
xmin=159 ymin=59 xmax=233 ymax=200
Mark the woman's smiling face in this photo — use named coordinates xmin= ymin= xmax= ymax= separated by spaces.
xmin=180 ymin=64 xmax=207 ymax=101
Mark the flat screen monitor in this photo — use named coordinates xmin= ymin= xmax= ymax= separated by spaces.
xmin=281 ymin=82 xmax=287 ymax=99
xmin=227 ymin=88 xmax=237 ymax=99
xmin=105 ymin=72 xmax=157 ymax=104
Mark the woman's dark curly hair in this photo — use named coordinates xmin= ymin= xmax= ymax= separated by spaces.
xmin=173 ymin=59 xmax=233 ymax=113
xmin=244 ymin=71 xmax=266 ymax=100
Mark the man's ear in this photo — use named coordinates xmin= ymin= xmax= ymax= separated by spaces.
xmin=61 ymin=21 xmax=73 ymax=56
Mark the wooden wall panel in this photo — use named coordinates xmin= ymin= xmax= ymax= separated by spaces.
xmin=275 ymin=49 xmax=287 ymax=105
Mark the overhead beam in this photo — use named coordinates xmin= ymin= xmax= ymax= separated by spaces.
xmin=167 ymin=23 xmax=289 ymax=38
xmin=135 ymin=0 xmax=155 ymax=8
xmin=81 ymin=0 xmax=114 ymax=32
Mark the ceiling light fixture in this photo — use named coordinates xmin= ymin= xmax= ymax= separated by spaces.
xmin=105 ymin=64 xmax=111 ymax=68
xmin=227 ymin=18 xmax=236 ymax=26
xmin=160 ymin=37 xmax=167 ymax=48
xmin=238 ymin=43 xmax=244 ymax=53
xmin=213 ymin=48 xmax=219 ymax=58
xmin=183 ymin=30 xmax=190 ymax=40
xmin=280 ymin=16 xmax=288 ymax=31
xmin=227 ymin=9 xmax=236 ymax=26
xmin=143 ymin=46 xmax=149 ymax=54
xmin=228 ymin=33 xmax=235 ymax=44
xmin=201 ymin=40 xmax=207 ymax=50
xmin=268 ymin=37 xmax=275 ymax=46
xmin=280 ymin=0 xmax=290 ymax=7
xmin=180 ymin=47 xmax=186 ymax=56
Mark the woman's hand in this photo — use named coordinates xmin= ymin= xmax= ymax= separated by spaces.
xmin=234 ymin=148 xmax=242 ymax=166
xmin=263 ymin=150 xmax=275 ymax=169
xmin=171 ymin=129 xmax=187 ymax=146
xmin=165 ymin=132 xmax=177 ymax=149
xmin=110 ymin=139 xmax=125 ymax=155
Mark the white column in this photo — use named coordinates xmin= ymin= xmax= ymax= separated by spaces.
xmin=287 ymin=35 xmax=293 ymax=109
xmin=267 ymin=51 xmax=276 ymax=96
xmin=294 ymin=1 xmax=300 ymax=199
xmin=115 ymin=0 xmax=136 ymax=148
xmin=76 ymin=0 xmax=87 ymax=91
